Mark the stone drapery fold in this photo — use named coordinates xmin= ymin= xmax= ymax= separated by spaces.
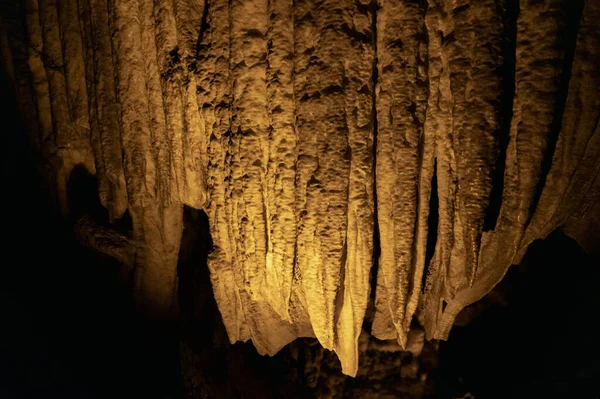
xmin=1 ymin=0 xmax=598 ymax=376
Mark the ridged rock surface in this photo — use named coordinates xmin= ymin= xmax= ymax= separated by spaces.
xmin=1 ymin=0 xmax=598 ymax=376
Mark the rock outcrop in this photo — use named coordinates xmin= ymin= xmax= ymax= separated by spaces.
xmin=1 ymin=0 xmax=598 ymax=377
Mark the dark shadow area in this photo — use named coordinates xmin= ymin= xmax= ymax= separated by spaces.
xmin=437 ymin=231 xmax=600 ymax=398
xmin=67 ymin=164 xmax=107 ymax=223
xmin=0 ymin=63 xmax=178 ymax=399
xmin=423 ymin=160 xmax=439 ymax=292
xmin=67 ymin=165 xmax=133 ymax=235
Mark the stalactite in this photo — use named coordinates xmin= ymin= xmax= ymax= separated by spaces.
xmin=25 ymin=0 xmax=53 ymax=149
xmin=423 ymin=0 xmax=593 ymax=339
xmin=77 ymin=0 xmax=129 ymax=220
xmin=1 ymin=2 xmax=41 ymax=151
xmin=517 ymin=0 xmax=596 ymax=257
xmin=420 ymin=0 xmax=505 ymax=339
xmin=37 ymin=0 xmax=95 ymax=212
xmin=372 ymin=0 xmax=428 ymax=347
xmin=1 ymin=0 xmax=599 ymax=378
xmin=108 ymin=0 xmax=183 ymax=317
xmin=265 ymin=0 xmax=297 ymax=321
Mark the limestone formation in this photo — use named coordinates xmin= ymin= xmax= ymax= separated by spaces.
xmin=1 ymin=0 xmax=598 ymax=377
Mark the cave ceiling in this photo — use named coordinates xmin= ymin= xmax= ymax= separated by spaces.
xmin=1 ymin=0 xmax=599 ymax=377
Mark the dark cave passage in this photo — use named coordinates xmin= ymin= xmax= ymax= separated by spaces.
xmin=438 ymin=231 xmax=600 ymax=399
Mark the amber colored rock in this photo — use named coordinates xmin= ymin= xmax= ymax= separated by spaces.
xmin=1 ymin=0 xmax=598 ymax=377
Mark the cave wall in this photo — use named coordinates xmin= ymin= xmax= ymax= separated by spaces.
xmin=1 ymin=0 xmax=599 ymax=377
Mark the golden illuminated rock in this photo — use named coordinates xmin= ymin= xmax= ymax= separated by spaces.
xmin=1 ymin=0 xmax=598 ymax=377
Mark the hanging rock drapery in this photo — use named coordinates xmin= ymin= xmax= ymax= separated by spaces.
xmin=1 ymin=0 xmax=599 ymax=376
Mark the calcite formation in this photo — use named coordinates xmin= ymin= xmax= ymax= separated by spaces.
xmin=1 ymin=0 xmax=598 ymax=376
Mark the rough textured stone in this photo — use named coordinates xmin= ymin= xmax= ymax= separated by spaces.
xmin=1 ymin=0 xmax=598 ymax=378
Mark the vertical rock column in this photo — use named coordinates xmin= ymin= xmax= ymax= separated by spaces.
xmin=425 ymin=0 xmax=589 ymax=338
xmin=25 ymin=0 xmax=53 ymax=150
xmin=517 ymin=0 xmax=599 ymax=256
xmin=294 ymin=0 xmax=354 ymax=354
xmin=24 ymin=0 xmax=96 ymax=211
xmin=292 ymin=0 xmax=376 ymax=375
xmin=332 ymin=0 xmax=375 ymax=376
xmin=108 ymin=0 xmax=183 ymax=317
xmin=154 ymin=0 xmax=207 ymax=208
xmin=374 ymin=0 xmax=505 ymax=345
xmin=1 ymin=2 xmax=41 ymax=153
xmin=372 ymin=0 xmax=429 ymax=347
xmin=77 ymin=0 xmax=129 ymax=220
xmin=419 ymin=0 xmax=504 ymax=339
xmin=200 ymin=0 xmax=320 ymax=357
xmin=201 ymin=0 xmax=376 ymax=375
